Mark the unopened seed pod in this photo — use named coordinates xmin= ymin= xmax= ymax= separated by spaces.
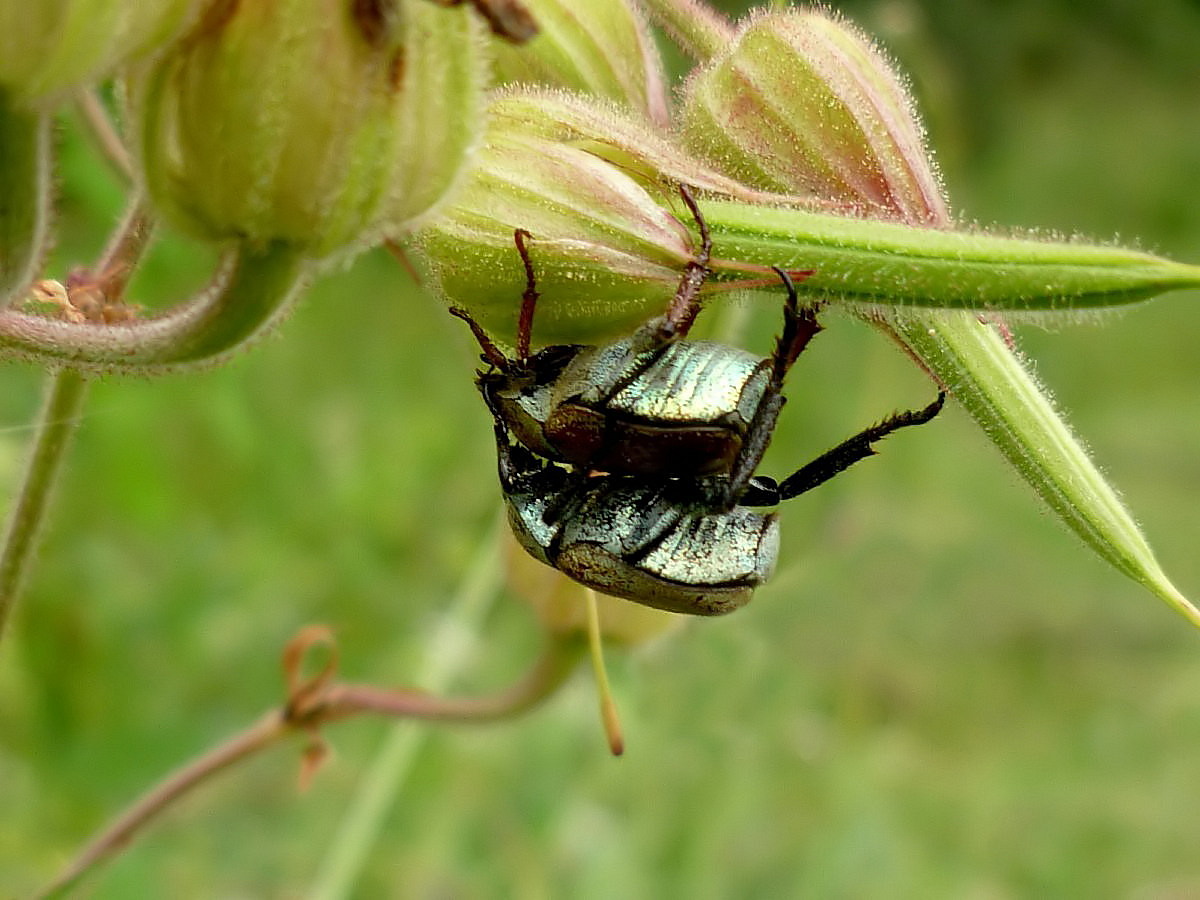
xmin=130 ymin=0 xmax=485 ymax=257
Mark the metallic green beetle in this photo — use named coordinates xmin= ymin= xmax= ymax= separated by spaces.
xmin=457 ymin=185 xmax=944 ymax=612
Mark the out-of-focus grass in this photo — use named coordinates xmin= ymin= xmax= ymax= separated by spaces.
xmin=3 ymin=1 xmax=1200 ymax=896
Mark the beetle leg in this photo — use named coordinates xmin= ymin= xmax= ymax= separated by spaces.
xmin=719 ymin=269 xmax=824 ymax=509
xmin=657 ymin=183 xmax=713 ymax=342
xmin=513 ymin=228 xmax=539 ymax=364
xmin=767 ymin=267 xmax=823 ymax=386
xmin=737 ymin=475 xmax=783 ymax=507
xmin=773 ymin=392 xmax=946 ymax=502
xmin=570 ymin=184 xmax=714 ymax=409
xmin=450 ymin=229 xmax=541 ymax=369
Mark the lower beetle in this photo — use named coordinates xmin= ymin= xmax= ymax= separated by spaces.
xmin=450 ymin=185 xmax=815 ymax=491
xmin=494 ymin=387 xmax=945 ymax=616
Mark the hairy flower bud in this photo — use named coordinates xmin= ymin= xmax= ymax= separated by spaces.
xmin=417 ymin=128 xmax=694 ymax=343
xmin=385 ymin=0 xmax=488 ymax=231
xmin=130 ymin=0 xmax=485 ymax=256
xmin=681 ymin=8 xmax=946 ymax=222
xmin=490 ymin=0 xmax=668 ymax=124
xmin=683 ymin=9 xmax=1200 ymax=625
xmin=413 ymin=89 xmax=789 ymax=344
xmin=0 ymin=0 xmax=195 ymax=106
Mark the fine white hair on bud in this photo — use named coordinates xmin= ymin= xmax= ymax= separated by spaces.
xmin=681 ymin=8 xmax=947 ymax=224
xmin=675 ymin=7 xmax=1200 ymax=626
xmin=490 ymin=0 xmax=669 ymax=125
xmin=0 ymin=0 xmax=197 ymax=106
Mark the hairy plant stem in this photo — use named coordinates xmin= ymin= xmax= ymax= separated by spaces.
xmin=639 ymin=0 xmax=734 ymax=61
xmin=699 ymin=198 xmax=1200 ymax=310
xmin=96 ymin=198 xmax=155 ymax=297
xmin=0 ymin=198 xmax=156 ymax=648
xmin=0 ymin=239 xmax=310 ymax=372
xmin=0 ymin=368 xmax=88 ymax=646
xmin=75 ymin=90 xmax=135 ymax=183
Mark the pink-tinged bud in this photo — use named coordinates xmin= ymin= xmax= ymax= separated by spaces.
xmin=680 ymin=8 xmax=947 ymax=223
xmin=490 ymin=0 xmax=668 ymax=125
xmin=130 ymin=0 xmax=486 ymax=257
xmin=412 ymin=89 xmax=781 ymax=344
xmin=678 ymin=11 xmax=1200 ymax=627
xmin=415 ymin=124 xmax=694 ymax=343
xmin=0 ymin=0 xmax=196 ymax=106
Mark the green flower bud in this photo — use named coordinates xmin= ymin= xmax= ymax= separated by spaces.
xmin=490 ymin=0 xmax=668 ymax=124
xmin=681 ymin=8 xmax=946 ymax=222
xmin=0 ymin=93 xmax=48 ymax=302
xmin=0 ymin=0 xmax=195 ymax=106
xmin=413 ymin=90 xmax=786 ymax=344
xmin=416 ymin=91 xmax=1200 ymax=347
xmin=385 ymin=0 xmax=488 ymax=231
xmin=131 ymin=0 xmax=485 ymax=256
xmin=416 ymin=125 xmax=694 ymax=343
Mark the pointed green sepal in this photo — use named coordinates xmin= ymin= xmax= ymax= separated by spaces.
xmin=701 ymin=198 xmax=1200 ymax=311
xmin=886 ymin=309 xmax=1200 ymax=628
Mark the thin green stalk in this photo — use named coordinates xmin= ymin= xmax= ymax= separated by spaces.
xmin=886 ymin=311 xmax=1200 ymax=628
xmin=0 ymin=88 xmax=50 ymax=303
xmin=75 ymin=90 xmax=134 ymax=184
xmin=0 ymin=368 xmax=88 ymax=645
xmin=308 ymin=512 xmax=531 ymax=899
xmin=0 ymin=195 xmax=156 ymax=648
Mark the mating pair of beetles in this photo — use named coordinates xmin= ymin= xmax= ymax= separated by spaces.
xmin=451 ymin=186 xmax=945 ymax=617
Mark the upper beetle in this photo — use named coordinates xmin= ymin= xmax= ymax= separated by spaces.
xmin=450 ymin=186 xmax=815 ymax=501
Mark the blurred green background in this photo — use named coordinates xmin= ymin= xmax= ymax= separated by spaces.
xmin=4 ymin=0 xmax=1200 ymax=895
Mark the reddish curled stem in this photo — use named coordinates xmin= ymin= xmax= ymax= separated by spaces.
xmin=38 ymin=633 xmax=582 ymax=898
xmin=38 ymin=710 xmax=291 ymax=899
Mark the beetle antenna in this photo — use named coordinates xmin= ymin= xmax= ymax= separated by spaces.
xmin=448 ymin=306 xmax=512 ymax=372
xmin=661 ymin=184 xmax=712 ymax=340
xmin=513 ymin=228 xmax=538 ymax=364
